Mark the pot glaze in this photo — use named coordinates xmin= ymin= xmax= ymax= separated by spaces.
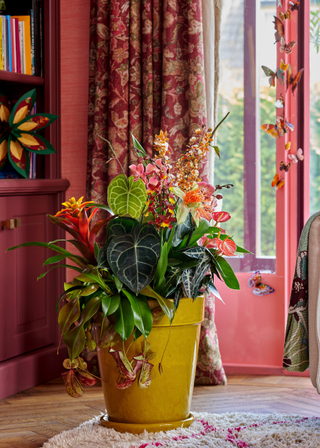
xmin=96 ymin=296 xmax=205 ymax=433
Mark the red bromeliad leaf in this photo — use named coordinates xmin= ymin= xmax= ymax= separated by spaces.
xmin=79 ymin=209 xmax=89 ymax=245
xmin=88 ymin=217 xmax=114 ymax=253
xmin=69 ymin=239 xmax=97 ymax=265
xmin=47 ymin=215 xmax=82 ymax=242
xmin=61 ymin=369 xmax=84 ymax=398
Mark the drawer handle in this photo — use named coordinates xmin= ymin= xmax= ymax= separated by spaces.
xmin=1 ymin=218 xmax=21 ymax=229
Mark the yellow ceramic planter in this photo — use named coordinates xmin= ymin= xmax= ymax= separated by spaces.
xmin=96 ymin=296 xmax=205 ymax=434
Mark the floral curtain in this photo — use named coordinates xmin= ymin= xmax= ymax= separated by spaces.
xmin=86 ymin=0 xmax=226 ymax=386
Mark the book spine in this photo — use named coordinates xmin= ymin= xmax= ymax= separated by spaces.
xmin=32 ymin=0 xmax=39 ymax=76
xmin=18 ymin=22 xmax=24 ymax=74
xmin=11 ymin=17 xmax=15 ymax=73
xmin=30 ymin=9 xmax=35 ymax=75
xmin=6 ymin=16 xmax=11 ymax=72
xmin=2 ymin=15 xmax=6 ymax=70
xmin=0 ymin=17 xmax=3 ymax=71
xmin=39 ymin=1 xmax=43 ymax=77
xmin=14 ymin=18 xmax=20 ymax=73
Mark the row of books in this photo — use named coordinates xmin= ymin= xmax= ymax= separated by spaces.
xmin=0 ymin=1 xmax=43 ymax=76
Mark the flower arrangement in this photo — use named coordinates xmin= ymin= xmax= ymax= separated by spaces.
xmin=8 ymin=114 xmax=248 ymax=397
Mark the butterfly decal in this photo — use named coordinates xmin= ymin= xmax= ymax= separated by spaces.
xmin=280 ymin=161 xmax=291 ymax=172
xmin=279 ymin=9 xmax=291 ymax=21
xmin=262 ymin=66 xmax=285 ymax=86
xmin=274 ymin=93 xmax=284 ymax=109
xmin=289 ymin=1 xmax=299 ymax=11
xmin=271 ymin=173 xmax=284 ymax=189
xmin=288 ymin=148 xmax=304 ymax=163
xmin=261 ymin=114 xmax=294 ymax=138
xmin=285 ymin=141 xmax=291 ymax=150
xmin=286 ymin=64 xmax=304 ymax=95
xmin=248 ymin=271 xmax=275 ymax=296
xmin=273 ymin=16 xmax=285 ymax=43
xmin=280 ymin=37 xmax=297 ymax=54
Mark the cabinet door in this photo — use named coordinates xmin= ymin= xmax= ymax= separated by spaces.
xmin=0 ymin=195 xmax=60 ymax=362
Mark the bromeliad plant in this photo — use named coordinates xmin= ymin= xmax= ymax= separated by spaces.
xmin=8 ymin=114 xmax=249 ymax=397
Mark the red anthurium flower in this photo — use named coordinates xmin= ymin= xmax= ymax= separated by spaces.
xmin=211 ymin=211 xmax=231 ymax=223
xmin=213 ymin=237 xmax=237 ymax=256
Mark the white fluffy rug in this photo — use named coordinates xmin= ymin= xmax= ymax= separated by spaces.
xmin=42 ymin=411 xmax=320 ymax=448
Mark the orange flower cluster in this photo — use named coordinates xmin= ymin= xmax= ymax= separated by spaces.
xmin=175 ymin=126 xmax=213 ymax=190
xmin=154 ymin=130 xmax=170 ymax=162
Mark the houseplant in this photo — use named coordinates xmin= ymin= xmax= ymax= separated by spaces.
xmin=8 ymin=117 xmax=248 ymax=433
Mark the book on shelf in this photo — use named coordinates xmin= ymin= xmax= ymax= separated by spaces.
xmin=0 ymin=0 xmax=43 ymax=76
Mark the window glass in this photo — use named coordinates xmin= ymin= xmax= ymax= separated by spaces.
xmin=215 ymin=0 xmax=276 ymax=271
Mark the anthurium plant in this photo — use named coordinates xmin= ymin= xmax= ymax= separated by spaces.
xmin=8 ymin=114 xmax=249 ymax=397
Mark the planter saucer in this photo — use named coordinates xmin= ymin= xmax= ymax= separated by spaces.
xmin=99 ymin=413 xmax=194 ymax=434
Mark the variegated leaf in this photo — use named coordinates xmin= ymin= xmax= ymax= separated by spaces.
xmin=107 ymin=175 xmax=147 ymax=219
xmin=184 ymin=246 xmax=211 ymax=260
xmin=182 ymin=268 xmax=195 ymax=298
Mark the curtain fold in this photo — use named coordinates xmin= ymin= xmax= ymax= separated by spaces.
xmin=86 ymin=0 xmax=226 ymax=386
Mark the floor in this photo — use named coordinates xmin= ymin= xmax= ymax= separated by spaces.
xmin=0 ymin=374 xmax=319 ymax=447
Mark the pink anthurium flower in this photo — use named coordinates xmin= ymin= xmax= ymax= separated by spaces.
xmin=197 ymin=234 xmax=216 ymax=249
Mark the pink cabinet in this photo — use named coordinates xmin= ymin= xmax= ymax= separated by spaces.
xmin=0 ymin=180 xmax=70 ymax=399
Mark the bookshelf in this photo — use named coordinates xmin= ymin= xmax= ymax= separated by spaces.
xmin=0 ymin=0 xmax=70 ymax=399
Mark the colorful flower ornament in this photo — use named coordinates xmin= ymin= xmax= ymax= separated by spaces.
xmin=0 ymin=89 xmax=58 ymax=178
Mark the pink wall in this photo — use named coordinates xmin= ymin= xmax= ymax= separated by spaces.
xmin=60 ymin=0 xmax=91 ymax=281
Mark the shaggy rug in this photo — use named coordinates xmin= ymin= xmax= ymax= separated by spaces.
xmin=42 ymin=411 xmax=320 ymax=448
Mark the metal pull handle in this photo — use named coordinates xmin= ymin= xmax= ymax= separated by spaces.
xmin=1 ymin=218 xmax=21 ymax=229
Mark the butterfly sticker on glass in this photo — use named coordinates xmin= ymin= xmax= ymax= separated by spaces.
xmin=271 ymin=173 xmax=284 ymax=190
xmin=288 ymin=148 xmax=304 ymax=163
xmin=278 ymin=1 xmax=299 ymax=20
xmin=274 ymin=92 xmax=285 ymax=109
xmin=280 ymin=37 xmax=297 ymax=54
xmin=280 ymin=161 xmax=291 ymax=172
xmin=287 ymin=64 xmax=304 ymax=95
xmin=261 ymin=66 xmax=285 ymax=87
xmin=248 ymin=271 xmax=275 ymax=296
xmin=273 ymin=16 xmax=284 ymax=43
xmin=261 ymin=114 xmax=294 ymax=139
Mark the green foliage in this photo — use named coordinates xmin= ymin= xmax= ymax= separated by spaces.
xmin=107 ymin=175 xmax=147 ymax=219
xmin=311 ymin=8 xmax=320 ymax=54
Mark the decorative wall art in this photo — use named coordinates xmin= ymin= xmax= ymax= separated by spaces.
xmin=261 ymin=1 xmax=304 ymax=190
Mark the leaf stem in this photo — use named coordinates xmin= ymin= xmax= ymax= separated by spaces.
xmin=97 ymin=134 xmax=128 ymax=183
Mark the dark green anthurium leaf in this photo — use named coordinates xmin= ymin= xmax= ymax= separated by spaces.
xmin=106 ymin=217 xmax=139 ymax=241
xmin=182 ymin=268 xmax=195 ymax=299
xmin=171 ymin=213 xmax=193 ymax=247
xmin=130 ymin=132 xmax=148 ymax=158
xmin=139 ymin=285 xmax=175 ymax=323
xmin=215 ymin=256 xmax=240 ymax=290
xmin=114 ymin=296 xmax=135 ymax=341
xmin=107 ymin=223 xmax=161 ymax=294
xmin=108 ymin=175 xmax=147 ymax=219
xmin=58 ymin=297 xmax=81 ymax=335
xmin=122 ymin=290 xmax=153 ymax=338
xmin=101 ymin=293 xmax=121 ymax=317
